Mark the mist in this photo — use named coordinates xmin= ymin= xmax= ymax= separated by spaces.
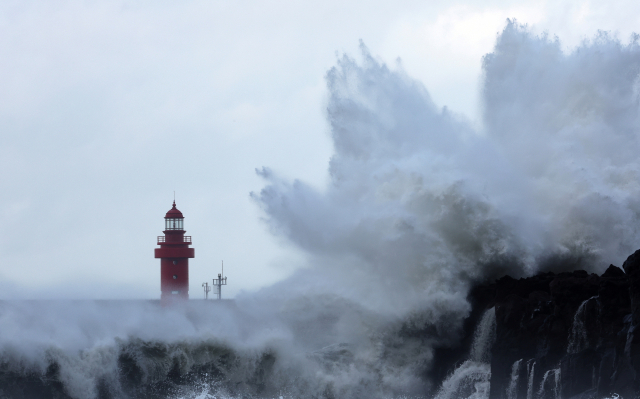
xmin=257 ymin=20 xmax=640 ymax=299
xmin=2 ymin=21 xmax=640 ymax=398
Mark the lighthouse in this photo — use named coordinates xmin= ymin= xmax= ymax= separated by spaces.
xmin=154 ymin=201 xmax=194 ymax=303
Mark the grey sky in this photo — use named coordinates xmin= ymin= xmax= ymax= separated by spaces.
xmin=1 ymin=0 xmax=639 ymax=299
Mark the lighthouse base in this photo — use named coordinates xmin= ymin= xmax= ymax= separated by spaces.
xmin=160 ymin=292 xmax=189 ymax=306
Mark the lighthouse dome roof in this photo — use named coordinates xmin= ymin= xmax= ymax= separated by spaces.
xmin=165 ymin=201 xmax=184 ymax=218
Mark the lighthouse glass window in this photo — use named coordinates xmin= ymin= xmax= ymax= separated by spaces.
xmin=165 ymin=218 xmax=183 ymax=230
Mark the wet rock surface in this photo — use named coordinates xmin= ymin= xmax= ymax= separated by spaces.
xmin=432 ymin=250 xmax=640 ymax=399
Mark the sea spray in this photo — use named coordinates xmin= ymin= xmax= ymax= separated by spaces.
xmin=506 ymin=359 xmax=522 ymax=399
xmin=553 ymin=368 xmax=561 ymax=399
xmin=0 ymin=298 xmax=435 ymax=399
xmin=526 ymin=360 xmax=536 ymax=399
xmin=567 ymin=296 xmax=597 ymax=354
xmin=537 ymin=369 xmax=561 ymax=399
xmin=256 ymin=20 xmax=640 ymax=396
xmin=433 ymin=362 xmax=491 ymax=399
xmin=3 ymin=21 xmax=640 ymax=398
xmin=433 ymin=308 xmax=495 ymax=399
xmin=470 ymin=308 xmax=496 ymax=364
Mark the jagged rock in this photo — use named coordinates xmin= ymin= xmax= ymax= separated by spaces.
xmin=488 ymin=261 xmax=636 ymax=399
xmin=623 ymin=250 xmax=640 ymax=327
xmin=431 ymin=252 xmax=640 ymax=399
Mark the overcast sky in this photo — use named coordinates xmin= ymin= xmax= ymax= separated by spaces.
xmin=1 ymin=0 xmax=639 ymax=299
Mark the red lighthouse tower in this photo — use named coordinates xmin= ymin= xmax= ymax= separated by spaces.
xmin=154 ymin=201 xmax=194 ymax=303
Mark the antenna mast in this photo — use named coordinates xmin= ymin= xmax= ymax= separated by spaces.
xmin=212 ymin=260 xmax=227 ymax=300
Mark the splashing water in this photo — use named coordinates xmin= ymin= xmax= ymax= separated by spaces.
xmin=537 ymin=368 xmax=561 ymax=399
xmin=526 ymin=360 xmax=536 ymax=399
xmin=433 ymin=362 xmax=491 ymax=399
xmin=567 ymin=296 xmax=597 ymax=354
xmin=3 ymin=21 xmax=640 ymax=398
xmin=506 ymin=359 xmax=522 ymax=399
xmin=255 ymin=19 xmax=640 ymax=395
xmin=470 ymin=308 xmax=496 ymax=363
xmin=568 ymin=299 xmax=589 ymax=354
xmin=433 ymin=308 xmax=495 ymax=399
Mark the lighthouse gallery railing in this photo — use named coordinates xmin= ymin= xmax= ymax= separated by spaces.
xmin=157 ymin=236 xmax=191 ymax=244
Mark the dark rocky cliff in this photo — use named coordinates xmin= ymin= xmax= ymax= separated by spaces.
xmin=435 ymin=249 xmax=640 ymax=399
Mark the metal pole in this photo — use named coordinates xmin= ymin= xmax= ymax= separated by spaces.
xmin=202 ymin=282 xmax=210 ymax=299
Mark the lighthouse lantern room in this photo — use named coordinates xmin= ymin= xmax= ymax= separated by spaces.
xmin=155 ymin=201 xmax=194 ymax=303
